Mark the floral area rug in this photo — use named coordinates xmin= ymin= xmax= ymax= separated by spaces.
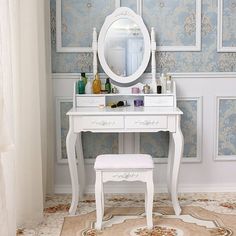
xmin=60 ymin=205 xmax=236 ymax=236
xmin=16 ymin=193 xmax=236 ymax=236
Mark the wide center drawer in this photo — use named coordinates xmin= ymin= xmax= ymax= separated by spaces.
xmin=74 ymin=116 xmax=124 ymax=131
xmin=125 ymin=115 xmax=167 ymax=129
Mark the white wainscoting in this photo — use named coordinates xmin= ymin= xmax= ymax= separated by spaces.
xmin=53 ymin=72 xmax=236 ymax=193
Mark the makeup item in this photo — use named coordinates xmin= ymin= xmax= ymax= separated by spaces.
xmin=160 ymin=73 xmax=166 ymax=93
xmin=85 ymin=77 xmax=92 ymax=94
xmin=92 ymin=73 xmax=101 ymax=94
xmin=81 ymin=72 xmax=88 ymax=85
xmin=112 ymin=86 xmax=118 ymax=94
xmin=105 ymin=78 xmax=111 ymax=93
xmin=142 ymin=84 xmax=150 ymax=94
xmin=131 ymin=87 xmax=140 ymax=94
xmin=134 ymin=99 xmax=144 ymax=107
xmin=166 ymin=75 xmax=172 ymax=93
xmin=157 ymin=85 xmax=162 ymax=94
xmin=76 ymin=77 xmax=85 ymax=94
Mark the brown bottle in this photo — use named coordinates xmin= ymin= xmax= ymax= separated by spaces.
xmin=92 ymin=73 xmax=101 ymax=94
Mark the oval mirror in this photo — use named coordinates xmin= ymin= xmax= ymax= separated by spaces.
xmin=98 ymin=7 xmax=151 ymax=85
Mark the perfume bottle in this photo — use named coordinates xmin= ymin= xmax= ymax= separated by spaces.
xmin=92 ymin=73 xmax=101 ymax=94
xmin=81 ymin=72 xmax=88 ymax=85
xmin=160 ymin=73 xmax=167 ymax=93
xmin=85 ymin=76 xmax=92 ymax=94
xmin=105 ymin=78 xmax=111 ymax=93
xmin=166 ymin=75 xmax=172 ymax=93
xmin=76 ymin=77 xmax=85 ymax=94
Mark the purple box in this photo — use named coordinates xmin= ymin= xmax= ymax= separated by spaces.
xmin=134 ymin=99 xmax=144 ymax=107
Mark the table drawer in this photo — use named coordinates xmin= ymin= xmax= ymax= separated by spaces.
xmin=74 ymin=116 xmax=124 ymax=131
xmin=125 ymin=116 xmax=167 ymax=129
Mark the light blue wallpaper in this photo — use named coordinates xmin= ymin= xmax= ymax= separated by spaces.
xmin=218 ymin=99 xmax=236 ymax=156
xmin=59 ymin=101 xmax=118 ymax=159
xmin=143 ymin=0 xmax=196 ymax=46
xmin=60 ymin=101 xmax=73 ymax=159
xmin=50 ymin=0 xmax=236 ymax=73
xmin=222 ymin=0 xmax=236 ymax=47
xmin=140 ymin=100 xmax=198 ymax=158
xmin=61 ymin=0 xmax=116 ymax=48
xmin=120 ymin=0 xmax=137 ymax=12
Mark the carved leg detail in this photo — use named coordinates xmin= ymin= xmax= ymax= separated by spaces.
xmin=77 ymin=132 xmax=85 ymax=199
xmin=66 ymin=117 xmax=79 ymax=215
xmin=167 ymin=133 xmax=174 ymax=198
xmin=171 ymin=115 xmax=184 ymax=216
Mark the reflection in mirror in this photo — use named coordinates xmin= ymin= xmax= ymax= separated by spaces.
xmin=104 ymin=19 xmax=144 ymax=77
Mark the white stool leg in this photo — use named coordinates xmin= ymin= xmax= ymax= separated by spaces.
xmin=146 ymin=170 xmax=154 ymax=229
xmin=101 ymin=181 xmax=104 ymax=217
xmin=95 ymin=171 xmax=103 ymax=230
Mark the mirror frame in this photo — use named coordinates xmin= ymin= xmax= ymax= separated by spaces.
xmin=98 ymin=7 xmax=151 ymax=84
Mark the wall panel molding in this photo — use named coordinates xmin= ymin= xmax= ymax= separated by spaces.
xmin=215 ymin=96 xmax=236 ymax=161
xmin=152 ymin=0 xmax=202 ymax=52
xmin=56 ymin=0 xmax=120 ymax=52
xmin=134 ymin=97 xmax=202 ymax=163
xmin=55 ymin=97 xmax=73 ymax=164
xmin=217 ymin=0 xmax=236 ymax=52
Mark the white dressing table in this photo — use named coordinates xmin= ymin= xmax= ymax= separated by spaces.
xmin=66 ymin=7 xmax=184 ymax=217
xmin=66 ymin=104 xmax=183 ymax=216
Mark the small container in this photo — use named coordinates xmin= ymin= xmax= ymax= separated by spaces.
xmin=76 ymin=77 xmax=85 ymax=94
xmin=81 ymin=72 xmax=88 ymax=85
xmin=112 ymin=86 xmax=118 ymax=94
xmin=160 ymin=73 xmax=167 ymax=93
xmin=157 ymin=84 xmax=162 ymax=94
xmin=142 ymin=84 xmax=150 ymax=94
xmin=131 ymin=87 xmax=140 ymax=94
xmin=105 ymin=78 xmax=111 ymax=93
xmin=92 ymin=73 xmax=101 ymax=94
xmin=166 ymin=75 xmax=172 ymax=93
xmin=134 ymin=99 xmax=144 ymax=107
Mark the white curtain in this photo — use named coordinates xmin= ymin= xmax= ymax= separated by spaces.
xmin=0 ymin=0 xmax=53 ymax=234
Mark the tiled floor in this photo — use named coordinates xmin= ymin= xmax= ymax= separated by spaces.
xmin=17 ymin=193 xmax=236 ymax=236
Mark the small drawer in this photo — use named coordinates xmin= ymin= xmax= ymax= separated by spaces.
xmin=144 ymin=95 xmax=174 ymax=107
xmin=74 ymin=116 xmax=124 ymax=131
xmin=125 ymin=115 xmax=167 ymax=129
xmin=76 ymin=95 xmax=105 ymax=107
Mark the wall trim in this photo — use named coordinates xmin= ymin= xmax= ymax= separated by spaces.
xmin=133 ymin=97 xmax=202 ymax=163
xmin=55 ymin=96 xmax=73 ymax=164
xmin=217 ymin=0 xmax=236 ymax=52
xmin=214 ymin=96 xmax=236 ymax=161
xmin=56 ymin=0 xmax=120 ymax=52
xmin=54 ymin=183 xmax=236 ymax=194
xmin=51 ymin=72 xmax=236 ymax=80
xmin=155 ymin=0 xmax=202 ymax=52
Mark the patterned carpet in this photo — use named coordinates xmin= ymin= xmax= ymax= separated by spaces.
xmin=16 ymin=193 xmax=236 ymax=236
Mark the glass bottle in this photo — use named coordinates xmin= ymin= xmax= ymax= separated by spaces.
xmin=160 ymin=73 xmax=166 ymax=93
xmin=92 ymin=73 xmax=101 ymax=94
xmin=85 ymin=76 xmax=92 ymax=94
xmin=77 ymin=77 xmax=85 ymax=94
xmin=81 ymin=72 xmax=88 ymax=85
xmin=105 ymin=78 xmax=111 ymax=93
xmin=166 ymin=75 xmax=172 ymax=93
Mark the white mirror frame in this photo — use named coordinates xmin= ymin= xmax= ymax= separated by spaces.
xmin=97 ymin=7 xmax=151 ymax=84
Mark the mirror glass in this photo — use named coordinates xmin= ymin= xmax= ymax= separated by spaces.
xmin=104 ymin=19 xmax=144 ymax=77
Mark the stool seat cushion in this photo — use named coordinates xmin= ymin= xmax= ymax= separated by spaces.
xmin=94 ymin=154 xmax=154 ymax=170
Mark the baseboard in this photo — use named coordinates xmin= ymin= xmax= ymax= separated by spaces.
xmin=54 ymin=183 xmax=236 ymax=194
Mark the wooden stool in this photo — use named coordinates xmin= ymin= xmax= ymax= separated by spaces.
xmin=94 ymin=154 xmax=154 ymax=230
